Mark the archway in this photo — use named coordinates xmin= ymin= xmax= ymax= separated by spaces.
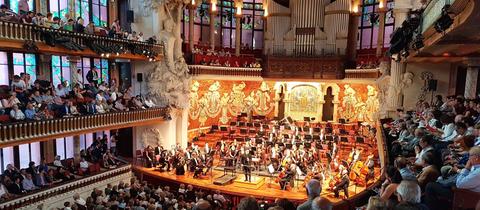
xmin=322 ymin=87 xmax=334 ymax=121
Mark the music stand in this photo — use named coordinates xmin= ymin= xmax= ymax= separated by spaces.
xmin=315 ymin=143 xmax=322 ymax=149
xmin=255 ymin=138 xmax=263 ymax=144
xmin=313 ymin=135 xmax=320 ymax=140
xmin=247 ymin=122 xmax=253 ymax=127
xmin=341 ymin=136 xmax=348 ymax=142
xmin=230 ymin=121 xmax=237 ymax=126
xmin=240 ymin=128 xmax=247 ymax=134
xmin=304 ymin=134 xmax=312 ymax=140
xmin=254 ymin=123 xmax=261 ymax=128
xmin=325 ymin=135 xmax=333 ymax=141
xmin=339 ymin=129 xmax=346 ymax=135
xmin=313 ymin=127 xmax=321 ymax=133
xmin=211 ymin=125 xmax=219 ymax=131
xmin=303 ymin=117 xmax=311 ymax=122
xmin=305 ymin=142 xmax=311 ymax=149
xmin=356 ymin=136 xmax=365 ymax=143
xmin=283 ymin=134 xmax=289 ymax=139
xmin=295 ymin=142 xmax=302 ymax=148
xmin=325 ymin=127 xmax=333 ymax=134
xmin=286 ymin=143 xmax=293 ymax=149
xmin=239 ymin=122 xmax=246 ymax=127
xmin=262 ymin=124 xmax=269 ymax=129
xmin=220 ymin=126 xmax=228 ymax=132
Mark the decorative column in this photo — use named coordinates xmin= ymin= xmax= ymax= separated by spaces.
xmin=209 ymin=0 xmax=218 ymax=50
xmin=73 ymin=135 xmax=81 ymax=164
xmin=188 ymin=2 xmax=197 ymax=52
xmin=376 ymin=0 xmax=387 ymax=57
xmin=67 ymin=56 xmax=81 ymax=88
xmin=464 ymin=58 xmax=480 ymax=99
xmin=386 ymin=2 xmax=411 ymax=111
xmin=235 ymin=7 xmax=242 ymax=56
xmin=69 ymin=0 xmax=76 ymax=21
xmin=346 ymin=1 xmax=361 ymax=61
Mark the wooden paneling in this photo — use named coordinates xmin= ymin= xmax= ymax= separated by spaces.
xmin=263 ymin=56 xmax=345 ymax=79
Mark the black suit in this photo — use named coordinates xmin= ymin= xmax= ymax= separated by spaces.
xmin=280 ymin=169 xmax=294 ymax=190
xmin=334 ymin=175 xmax=350 ymax=198
xmin=8 ymin=182 xmax=23 ymax=194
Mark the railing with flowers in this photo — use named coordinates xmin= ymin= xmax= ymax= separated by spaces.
xmin=188 ymin=65 xmax=262 ymax=77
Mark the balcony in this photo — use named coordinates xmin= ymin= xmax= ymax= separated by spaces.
xmin=0 ymin=164 xmax=132 ymax=210
xmin=188 ymin=65 xmax=262 ymax=78
xmin=345 ymin=69 xmax=381 ymax=79
xmin=0 ymin=20 xmax=163 ymax=60
xmin=0 ymin=108 xmax=168 ymax=147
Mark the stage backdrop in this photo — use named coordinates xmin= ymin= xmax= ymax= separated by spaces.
xmin=189 ymin=80 xmax=277 ymax=130
xmin=188 ymin=80 xmax=379 ymax=130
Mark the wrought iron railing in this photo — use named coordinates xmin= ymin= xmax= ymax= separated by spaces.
xmin=0 ymin=20 xmax=163 ymax=57
xmin=0 ymin=108 xmax=168 ymax=145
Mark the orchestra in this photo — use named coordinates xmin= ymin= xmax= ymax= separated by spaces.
xmin=142 ymin=117 xmax=379 ymax=197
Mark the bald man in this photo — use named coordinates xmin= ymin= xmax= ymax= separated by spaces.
xmin=297 ymin=179 xmax=321 ymax=210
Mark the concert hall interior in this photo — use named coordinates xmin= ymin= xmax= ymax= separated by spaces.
xmin=0 ymin=0 xmax=479 ymax=210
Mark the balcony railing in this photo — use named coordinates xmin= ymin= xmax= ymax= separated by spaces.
xmin=0 ymin=108 xmax=168 ymax=146
xmin=345 ymin=69 xmax=381 ymax=79
xmin=421 ymin=0 xmax=458 ymax=33
xmin=0 ymin=20 xmax=163 ymax=58
xmin=0 ymin=164 xmax=132 ymax=210
xmin=189 ymin=65 xmax=262 ymax=77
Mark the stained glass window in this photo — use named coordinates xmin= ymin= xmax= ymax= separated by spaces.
xmin=357 ymin=0 xmax=395 ymax=50
xmin=13 ymin=53 xmax=37 ymax=82
xmin=49 ymin=0 xmax=69 ymax=19
xmin=79 ymin=0 xmax=90 ymax=25
xmin=8 ymin=0 xmax=35 ymax=14
xmin=94 ymin=58 xmax=109 ymax=84
xmin=0 ymin=52 xmax=8 ymax=86
xmin=51 ymin=55 xmax=71 ymax=87
xmin=181 ymin=0 xmax=264 ymax=49
xmin=92 ymin=0 xmax=108 ymax=27
xmin=79 ymin=57 xmax=91 ymax=84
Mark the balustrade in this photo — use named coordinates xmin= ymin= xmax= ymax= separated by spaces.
xmin=188 ymin=65 xmax=262 ymax=77
xmin=344 ymin=69 xmax=380 ymax=79
xmin=0 ymin=108 xmax=168 ymax=145
xmin=0 ymin=164 xmax=132 ymax=210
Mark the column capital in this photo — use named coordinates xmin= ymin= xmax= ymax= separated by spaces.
xmin=463 ymin=57 xmax=480 ymax=67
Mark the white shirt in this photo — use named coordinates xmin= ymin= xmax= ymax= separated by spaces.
xmin=415 ymin=146 xmax=433 ymax=165
xmin=96 ymin=104 xmax=106 ymax=114
xmin=10 ymin=109 xmax=25 ymax=120
xmin=80 ymin=160 xmax=89 ymax=169
xmin=441 ymin=123 xmax=457 ymax=142
xmin=53 ymin=160 xmax=63 ymax=167
xmin=12 ymin=80 xmax=26 ymax=90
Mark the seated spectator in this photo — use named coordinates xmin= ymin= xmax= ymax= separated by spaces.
xmin=36 ymin=103 xmax=54 ymax=120
xmin=53 ymin=155 xmax=64 ymax=168
xmin=63 ymin=18 xmax=75 ymax=31
xmin=394 ymin=157 xmax=417 ymax=181
xmin=366 ymin=196 xmax=389 ymax=210
xmin=311 ymin=197 xmax=333 ymax=210
xmin=414 ymin=135 xmax=434 ymax=166
xmin=137 ymin=32 xmax=144 ymax=42
xmin=394 ymin=180 xmax=427 ymax=210
xmin=32 ymin=13 xmax=45 ymax=26
xmin=24 ymin=102 xmax=37 ymax=120
xmin=44 ymin=13 xmax=54 ymax=28
xmin=7 ymin=177 xmax=24 ymax=195
xmin=74 ymin=17 xmax=85 ymax=33
xmin=416 ymin=151 xmax=440 ymax=190
xmin=10 ymin=104 xmax=25 ymax=121
xmin=45 ymin=169 xmax=61 ymax=184
xmin=35 ymin=170 xmax=50 ymax=187
xmin=79 ymin=157 xmax=89 ymax=174
xmin=85 ymin=22 xmax=95 ymax=35
xmin=379 ymin=166 xmax=403 ymax=202
xmin=455 ymin=146 xmax=480 ymax=192
xmin=37 ymin=158 xmax=49 ymax=173
xmin=20 ymin=11 xmax=34 ymax=24
xmin=0 ymin=99 xmax=4 ymax=115
xmin=51 ymin=17 xmax=61 ymax=29
xmin=103 ymin=150 xmax=117 ymax=168
xmin=298 ymin=179 xmax=321 ymax=210
xmin=96 ymin=100 xmax=106 ymax=114
xmin=0 ymin=177 xmax=12 ymax=201
xmin=237 ymin=196 xmax=259 ymax=210
xmin=21 ymin=174 xmax=38 ymax=191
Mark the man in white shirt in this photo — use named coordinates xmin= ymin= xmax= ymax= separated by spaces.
xmin=79 ymin=157 xmax=89 ymax=173
xmin=415 ymin=135 xmax=434 ymax=166
xmin=53 ymin=155 xmax=64 ymax=168
xmin=22 ymin=174 xmax=38 ymax=191
xmin=9 ymin=105 xmax=25 ymax=121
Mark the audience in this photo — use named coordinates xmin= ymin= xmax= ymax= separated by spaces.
xmin=380 ymin=94 xmax=480 ymax=210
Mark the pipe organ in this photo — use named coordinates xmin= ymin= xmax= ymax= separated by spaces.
xmin=264 ymin=0 xmax=352 ymax=57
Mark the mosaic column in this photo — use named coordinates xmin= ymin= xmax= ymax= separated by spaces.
xmin=386 ymin=4 xmax=410 ymax=111
xmin=464 ymin=58 xmax=480 ymax=99
xmin=209 ymin=1 xmax=218 ymax=50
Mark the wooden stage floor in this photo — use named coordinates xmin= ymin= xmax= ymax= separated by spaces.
xmin=133 ymin=165 xmax=373 ymax=203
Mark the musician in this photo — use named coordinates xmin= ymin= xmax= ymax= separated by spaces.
xmin=240 ymin=150 xmax=252 ymax=182
xmin=365 ymin=154 xmax=375 ymax=185
xmin=174 ymin=151 xmax=186 ymax=175
xmin=158 ymin=149 xmax=170 ymax=171
xmin=280 ymin=164 xmax=295 ymax=190
xmin=192 ymin=154 xmax=204 ymax=178
xmin=144 ymin=145 xmax=155 ymax=168
xmin=333 ymin=167 xmax=350 ymax=198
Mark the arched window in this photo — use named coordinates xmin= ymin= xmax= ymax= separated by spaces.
xmin=357 ymin=0 xmax=394 ymax=50
xmin=181 ymin=0 xmax=264 ymax=49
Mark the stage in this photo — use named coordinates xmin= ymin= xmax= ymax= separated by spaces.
xmin=133 ymin=165 xmax=378 ymax=203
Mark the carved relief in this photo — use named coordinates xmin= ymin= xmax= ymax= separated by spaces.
xmin=419 ymin=71 xmax=433 ymax=101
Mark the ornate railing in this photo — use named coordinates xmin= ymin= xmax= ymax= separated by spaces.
xmin=0 ymin=20 xmax=163 ymax=57
xmin=0 ymin=108 xmax=168 ymax=146
xmin=188 ymin=65 xmax=262 ymax=77
xmin=0 ymin=164 xmax=132 ymax=210
xmin=345 ymin=69 xmax=380 ymax=79
xmin=263 ymin=55 xmax=345 ymax=79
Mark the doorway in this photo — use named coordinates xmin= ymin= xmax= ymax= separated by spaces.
xmin=322 ymin=87 xmax=334 ymax=121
